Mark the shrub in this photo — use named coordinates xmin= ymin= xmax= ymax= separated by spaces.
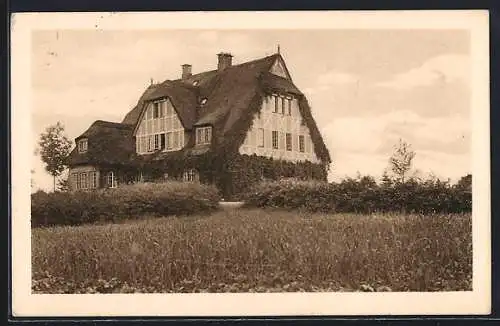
xmin=244 ymin=176 xmax=472 ymax=214
xmin=31 ymin=182 xmax=221 ymax=227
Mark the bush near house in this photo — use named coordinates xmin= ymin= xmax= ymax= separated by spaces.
xmin=31 ymin=182 xmax=221 ymax=227
xmin=244 ymin=176 xmax=472 ymax=214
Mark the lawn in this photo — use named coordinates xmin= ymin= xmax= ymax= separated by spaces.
xmin=32 ymin=208 xmax=472 ymax=293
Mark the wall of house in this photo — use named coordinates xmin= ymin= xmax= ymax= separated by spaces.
xmin=135 ymin=98 xmax=185 ymax=154
xmin=239 ymin=94 xmax=320 ymax=163
xmin=69 ymin=165 xmax=100 ymax=191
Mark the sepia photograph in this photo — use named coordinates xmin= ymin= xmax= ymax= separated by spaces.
xmin=11 ymin=10 xmax=490 ymax=316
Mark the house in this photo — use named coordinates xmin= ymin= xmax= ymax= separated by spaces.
xmin=67 ymin=51 xmax=332 ymax=199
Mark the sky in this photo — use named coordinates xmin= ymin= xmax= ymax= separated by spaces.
xmin=31 ymin=29 xmax=471 ymax=192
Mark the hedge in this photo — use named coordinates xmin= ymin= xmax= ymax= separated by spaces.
xmin=31 ymin=182 xmax=221 ymax=227
xmin=244 ymin=176 xmax=472 ymax=214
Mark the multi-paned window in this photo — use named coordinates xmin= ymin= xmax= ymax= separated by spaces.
xmin=286 ymin=133 xmax=292 ymax=151
xmin=272 ymin=131 xmax=279 ymax=149
xmin=183 ymin=169 xmax=199 ymax=182
xmin=274 ymin=97 xmax=279 ymax=113
xmin=196 ymin=126 xmax=212 ymax=145
xmin=271 ymin=94 xmax=294 ymax=116
xmin=72 ymin=170 xmax=99 ymax=190
xmin=136 ymin=99 xmax=185 ymax=154
xmin=80 ymin=172 xmax=88 ymax=189
xmin=78 ymin=139 xmax=88 ymax=153
xmin=90 ymin=171 xmax=97 ymax=189
xmin=299 ymin=135 xmax=305 ymax=153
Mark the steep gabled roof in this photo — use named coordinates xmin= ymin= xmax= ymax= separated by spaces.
xmin=68 ymin=120 xmax=135 ymax=166
xmin=71 ymin=52 xmax=332 ymax=166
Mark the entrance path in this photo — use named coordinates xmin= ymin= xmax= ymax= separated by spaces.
xmin=218 ymin=201 xmax=245 ymax=209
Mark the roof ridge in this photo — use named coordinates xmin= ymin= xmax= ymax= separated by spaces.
xmin=170 ymin=53 xmax=280 ymax=83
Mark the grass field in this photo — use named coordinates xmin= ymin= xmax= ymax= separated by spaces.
xmin=32 ymin=208 xmax=472 ymax=293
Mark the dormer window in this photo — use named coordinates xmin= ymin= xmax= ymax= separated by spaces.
xmin=78 ymin=138 xmax=88 ymax=153
xmin=196 ymin=126 xmax=212 ymax=145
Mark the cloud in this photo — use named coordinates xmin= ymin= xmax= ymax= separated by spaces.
xmin=304 ymin=71 xmax=359 ymax=95
xmin=321 ymin=109 xmax=470 ymax=182
xmin=318 ymin=71 xmax=358 ymax=85
xmin=376 ymin=54 xmax=469 ymax=90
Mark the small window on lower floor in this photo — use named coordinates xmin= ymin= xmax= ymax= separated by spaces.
xmin=183 ymin=169 xmax=199 ymax=182
xmin=107 ymin=171 xmax=117 ymax=188
xmin=272 ymin=131 xmax=279 ymax=149
xmin=299 ymin=135 xmax=305 ymax=153
xmin=90 ymin=171 xmax=97 ymax=189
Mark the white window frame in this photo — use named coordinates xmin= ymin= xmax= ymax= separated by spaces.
xmin=183 ymin=169 xmax=199 ymax=182
xmin=286 ymin=133 xmax=292 ymax=151
xmin=196 ymin=126 xmax=212 ymax=145
xmin=299 ymin=135 xmax=305 ymax=153
xmin=78 ymin=138 xmax=88 ymax=153
xmin=272 ymin=131 xmax=279 ymax=149
xmin=80 ymin=172 xmax=88 ymax=189
xmin=107 ymin=171 xmax=117 ymax=188
xmin=89 ymin=171 xmax=97 ymax=189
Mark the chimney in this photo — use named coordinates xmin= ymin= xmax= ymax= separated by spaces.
xmin=217 ymin=52 xmax=233 ymax=71
xmin=181 ymin=64 xmax=192 ymax=80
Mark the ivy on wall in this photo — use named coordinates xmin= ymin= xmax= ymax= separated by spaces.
xmin=116 ymin=151 xmax=328 ymax=200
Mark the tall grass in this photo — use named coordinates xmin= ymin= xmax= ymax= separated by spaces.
xmin=32 ymin=209 xmax=472 ymax=293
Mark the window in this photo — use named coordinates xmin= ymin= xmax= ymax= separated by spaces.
xmin=196 ymin=126 xmax=212 ymax=145
xmin=274 ymin=96 xmax=279 ymax=113
xmin=299 ymin=135 xmax=305 ymax=153
xmin=183 ymin=169 xmax=198 ymax=182
xmin=78 ymin=139 xmax=88 ymax=153
xmin=81 ymin=172 xmax=88 ymax=189
xmin=201 ymin=98 xmax=207 ymax=105
xmin=288 ymin=99 xmax=292 ymax=115
xmin=286 ymin=133 xmax=292 ymax=151
xmin=153 ymin=102 xmax=160 ymax=118
xmin=107 ymin=171 xmax=117 ymax=188
xmin=258 ymin=128 xmax=264 ymax=147
xmin=160 ymin=133 xmax=166 ymax=149
xmin=281 ymin=97 xmax=286 ymax=115
xmin=154 ymin=134 xmax=160 ymax=150
xmin=272 ymin=131 xmax=279 ymax=149
xmin=90 ymin=171 xmax=97 ymax=189
xmin=146 ymin=106 xmax=153 ymax=120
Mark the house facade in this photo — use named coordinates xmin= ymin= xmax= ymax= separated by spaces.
xmin=67 ymin=51 xmax=332 ymax=199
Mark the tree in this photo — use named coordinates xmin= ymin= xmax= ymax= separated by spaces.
xmin=388 ymin=138 xmax=416 ymax=183
xmin=38 ymin=122 xmax=72 ymax=191
xmin=455 ymin=174 xmax=472 ymax=192
xmin=57 ymin=176 xmax=70 ymax=192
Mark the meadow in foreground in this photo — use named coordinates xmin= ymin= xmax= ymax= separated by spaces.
xmin=32 ymin=209 xmax=472 ymax=293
